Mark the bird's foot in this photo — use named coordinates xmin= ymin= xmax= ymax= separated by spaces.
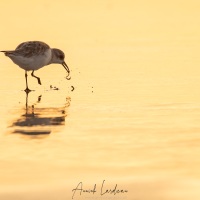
xmin=24 ymin=87 xmax=33 ymax=93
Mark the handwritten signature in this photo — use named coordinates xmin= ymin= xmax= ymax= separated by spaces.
xmin=72 ymin=180 xmax=128 ymax=199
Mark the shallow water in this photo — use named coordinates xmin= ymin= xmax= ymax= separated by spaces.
xmin=1 ymin=0 xmax=200 ymax=200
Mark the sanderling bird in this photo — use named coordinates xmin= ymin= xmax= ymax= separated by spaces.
xmin=0 ymin=41 xmax=70 ymax=92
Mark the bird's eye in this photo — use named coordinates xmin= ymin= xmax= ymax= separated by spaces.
xmin=59 ymin=55 xmax=64 ymax=60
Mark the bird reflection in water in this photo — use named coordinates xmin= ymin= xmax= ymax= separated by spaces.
xmin=10 ymin=91 xmax=71 ymax=137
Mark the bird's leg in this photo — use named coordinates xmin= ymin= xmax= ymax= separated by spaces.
xmin=24 ymin=71 xmax=31 ymax=93
xmin=31 ymin=70 xmax=41 ymax=85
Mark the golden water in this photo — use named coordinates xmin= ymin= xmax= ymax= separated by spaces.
xmin=0 ymin=0 xmax=200 ymax=199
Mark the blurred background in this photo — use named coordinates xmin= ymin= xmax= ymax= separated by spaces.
xmin=0 ymin=0 xmax=200 ymax=199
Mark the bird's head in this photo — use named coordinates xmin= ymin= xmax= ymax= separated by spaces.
xmin=51 ymin=48 xmax=70 ymax=74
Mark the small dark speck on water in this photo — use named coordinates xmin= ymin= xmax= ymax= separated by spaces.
xmin=37 ymin=95 xmax=42 ymax=102
xmin=71 ymin=86 xmax=75 ymax=92
xmin=50 ymin=85 xmax=59 ymax=90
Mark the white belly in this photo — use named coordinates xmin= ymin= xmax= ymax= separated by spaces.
xmin=10 ymin=49 xmax=52 ymax=71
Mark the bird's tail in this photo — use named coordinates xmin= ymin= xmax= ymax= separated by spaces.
xmin=0 ymin=50 xmax=14 ymax=56
xmin=0 ymin=50 xmax=13 ymax=53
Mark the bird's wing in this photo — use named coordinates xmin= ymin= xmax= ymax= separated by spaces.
xmin=15 ymin=41 xmax=50 ymax=57
xmin=0 ymin=41 xmax=50 ymax=58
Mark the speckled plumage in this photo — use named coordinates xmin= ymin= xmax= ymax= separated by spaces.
xmin=15 ymin=41 xmax=50 ymax=57
xmin=0 ymin=41 xmax=70 ymax=92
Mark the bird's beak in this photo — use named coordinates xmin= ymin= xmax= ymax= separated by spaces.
xmin=62 ymin=61 xmax=70 ymax=73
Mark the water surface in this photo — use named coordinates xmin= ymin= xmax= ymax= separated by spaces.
xmin=0 ymin=0 xmax=200 ymax=200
